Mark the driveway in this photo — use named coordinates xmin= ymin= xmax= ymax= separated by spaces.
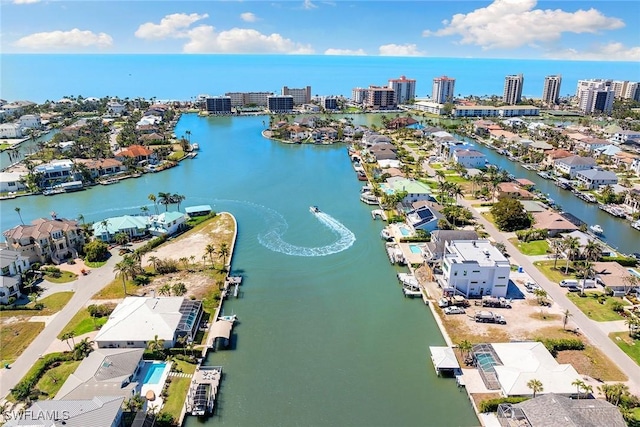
xmin=0 ymin=251 xmax=124 ymax=399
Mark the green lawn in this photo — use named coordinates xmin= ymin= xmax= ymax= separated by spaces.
xmin=508 ymin=238 xmax=550 ymax=256
xmin=0 ymin=292 xmax=74 ymax=318
xmin=610 ymin=332 xmax=640 ymax=366
xmin=93 ymin=277 xmax=128 ymax=299
xmin=160 ymin=376 xmax=191 ymax=417
xmin=533 ymin=260 xmax=576 ymax=283
xmin=58 ymin=309 xmax=109 ymax=339
xmin=84 ymin=260 xmax=107 ymax=268
xmin=444 ymin=175 xmax=469 ymax=183
xmin=1 ymin=322 xmax=45 ymax=366
xmin=566 ymin=292 xmax=628 ymax=322
xmin=430 ymin=163 xmax=443 ymax=169
xmin=34 ymin=360 xmax=81 ymax=398
xmin=44 ymin=270 xmax=78 ymax=284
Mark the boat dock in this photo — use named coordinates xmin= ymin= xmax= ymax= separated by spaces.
xmin=221 ymin=275 xmax=242 ymax=299
xmin=185 ymin=365 xmax=223 ymax=416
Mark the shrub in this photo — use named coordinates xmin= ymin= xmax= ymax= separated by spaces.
xmin=155 ymin=413 xmax=175 ymax=427
xmin=87 ymin=303 xmax=115 ymax=318
xmin=133 ymin=274 xmax=151 ymax=286
xmin=538 ymin=338 xmax=584 ymax=356
xmin=601 ymin=256 xmax=638 ymax=267
xmin=478 ymin=397 xmax=529 ymax=413
xmin=11 ymin=352 xmax=74 ymax=400
xmin=611 ymin=300 xmax=625 ymax=313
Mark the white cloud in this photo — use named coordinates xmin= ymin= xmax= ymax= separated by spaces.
xmin=423 ymin=0 xmax=625 ymax=50
xmin=546 ymin=42 xmax=640 ymax=61
xmin=14 ymin=29 xmax=113 ymax=51
xmin=378 ymin=44 xmax=425 ymax=57
xmin=13 ymin=0 xmax=40 ymax=3
xmin=240 ymin=12 xmax=258 ymax=23
xmin=324 ymin=48 xmax=366 ymax=56
xmin=135 ymin=13 xmax=209 ymax=40
xmin=303 ymin=0 xmax=317 ymax=10
xmin=183 ymin=26 xmax=314 ymax=54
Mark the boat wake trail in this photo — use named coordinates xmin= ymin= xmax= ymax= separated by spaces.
xmin=258 ymin=208 xmax=356 ymax=257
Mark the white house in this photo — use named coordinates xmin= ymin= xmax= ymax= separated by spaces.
xmin=610 ymin=130 xmax=640 ymax=145
xmin=441 ymin=240 xmax=511 ymax=298
xmin=95 ymin=296 xmax=203 ymax=349
xmin=554 ymin=155 xmax=596 ymax=178
xmin=452 ymin=149 xmax=487 ymax=168
xmin=0 ymin=172 xmax=26 ymax=194
xmin=148 ymin=211 xmax=188 ymax=236
xmin=575 ymin=169 xmax=618 ymax=190
xmin=405 ymin=205 xmax=441 ymax=232
xmin=383 ymin=178 xmax=435 ymax=205
xmin=107 ymin=101 xmax=126 ymax=116
xmin=0 ymin=247 xmax=29 ymax=304
xmin=0 ymin=123 xmax=22 ymax=138
xmin=18 ymin=114 xmax=42 ymax=130
xmin=34 ymin=159 xmax=75 ymax=182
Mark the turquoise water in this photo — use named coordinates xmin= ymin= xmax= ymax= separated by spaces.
xmin=475 ymin=353 xmax=497 ymax=373
xmin=400 ymin=227 xmax=412 ymax=237
xmin=143 ymin=363 xmax=167 ymax=385
xmin=0 ymin=114 xmax=478 ymax=426
xmin=409 ymin=244 xmax=423 ymax=254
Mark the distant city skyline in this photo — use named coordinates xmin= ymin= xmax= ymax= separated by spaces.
xmin=1 ymin=0 xmax=639 ymax=61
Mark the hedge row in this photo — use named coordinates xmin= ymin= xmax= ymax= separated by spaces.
xmin=601 ymin=256 xmax=639 ymax=267
xmin=478 ymin=396 xmax=529 ymax=413
xmin=11 ymin=352 xmax=74 ymax=400
xmin=538 ymin=338 xmax=584 ymax=356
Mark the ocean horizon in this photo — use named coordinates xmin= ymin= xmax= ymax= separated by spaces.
xmin=2 ymin=54 xmax=639 ymax=103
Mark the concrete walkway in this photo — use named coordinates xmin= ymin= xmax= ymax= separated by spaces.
xmin=0 ymin=251 xmax=123 ymax=399
xmin=457 ymin=195 xmax=640 ymax=394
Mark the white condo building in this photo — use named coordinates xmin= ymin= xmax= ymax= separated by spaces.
xmin=611 ymin=80 xmax=639 ymax=101
xmin=503 ymin=74 xmax=524 ymax=105
xmin=388 ymin=75 xmax=416 ymax=104
xmin=576 ymin=79 xmax=615 ymax=114
xmin=441 ymin=240 xmax=511 ymax=298
xmin=282 ymin=86 xmax=311 ymax=106
xmin=432 ymin=76 xmax=456 ymax=104
xmin=542 ymin=75 xmax=562 ymax=105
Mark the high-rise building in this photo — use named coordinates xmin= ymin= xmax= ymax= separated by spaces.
xmin=576 ymin=79 xmax=615 ymax=114
xmin=364 ymin=86 xmax=396 ymax=109
xmin=388 ymin=75 xmax=416 ymax=104
xmin=267 ymin=95 xmax=294 ymax=112
xmin=503 ymin=74 xmax=524 ymax=105
xmin=282 ymin=86 xmax=311 ymax=105
xmin=542 ymin=75 xmax=562 ymax=105
xmin=205 ymin=96 xmax=232 ymax=114
xmin=225 ymin=92 xmax=273 ymax=107
xmin=432 ymin=76 xmax=456 ymax=104
xmin=351 ymin=87 xmax=368 ymax=104
xmin=611 ymin=80 xmax=640 ymax=100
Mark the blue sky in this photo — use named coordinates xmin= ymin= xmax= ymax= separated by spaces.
xmin=2 ymin=0 xmax=639 ymax=60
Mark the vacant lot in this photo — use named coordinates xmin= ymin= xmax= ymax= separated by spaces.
xmin=1 ymin=322 xmax=45 ymax=365
xmin=566 ymin=292 xmax=628 ymax=322
xmin=508 ymin=238 xmax=549 ymax=256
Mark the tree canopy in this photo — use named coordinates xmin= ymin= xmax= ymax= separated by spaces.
xmin=490 ymin=197 xmax=532 ymax=231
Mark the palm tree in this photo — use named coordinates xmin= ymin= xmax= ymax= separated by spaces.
xmin=205 ymin=244 xmax=216 ymax=267
xmin=61 ymin=331 xmax=76 ymax=350
xmin=157 ymin=192 xmax=171 ymax=211
xmin=527 ymin=379 xmax=544 ymax=397
xmin=114 ymin=255 xmax=136 ymax=295
xmin=562 ymin=309 xmax=573 ymax=330
xmin=148 ymin=193 xmax=158 ymax=215
xmin=218 ymin=243 xmax=230 ymax=270
xmin=457 ymin=340 xmax=473 ymax=359
xmin=622 ymin=274 xmax=639 ymax=296
xmin=179 ymin=257 xmax=189 ymax=271
xmin=172 ymin=193 xmax=186 ymax=211
xmin=582 ymin=240 xmax=601 ymax=262
xmin=147 ymin=334 xmax=165 ymax=353
xmin=533 ymin=288 xmax=548 ymax=305
xmin=581 ymin=383 xmax=593 ymax=399
xmin=140 ymin=205 xmax=149 ymax=216
xmin=73 ymin=337 xmax=94 ymax=360
xmin=561 ymin=236 xmax=581 ymax=275
xmin=172 ymin=282 xmax=187 ymax=296
xmin=571 ymin=379 xmax=585 ymax=398
xmin=148 ymin=255 xmax=159 ymax=271
xmin=114 ymin=231 xmax=129 ymax=248
xmin=15 ymin=207 xmax=24 ymax=225
xmin=576 ymin=261 xmax=595 ymax=296
xmin=435 ymin=169 xmax=446 ymax=182
xmin=159 ymin=284 xmax=172 ymax=296
xmin=549 ymin=239 xmax=563 ymax=269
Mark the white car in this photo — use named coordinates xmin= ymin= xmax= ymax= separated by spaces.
xmin=444 ymin=306 xmax=466 ymax=315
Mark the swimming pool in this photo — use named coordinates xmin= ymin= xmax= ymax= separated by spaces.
xmin=409 ymin=244 xmax=422 ymax=254
xmin=143 ymin=363 xmax=167 ymax=385
xmin=399 ymin=227 xmax=411 ymax=236
xmin=475 ymin=353 xmax=498 ymax=373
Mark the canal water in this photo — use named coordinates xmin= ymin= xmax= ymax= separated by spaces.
xmin=0 ymin=114 xmax=478 ymax=426
xmin=459 ymin=135 xmax=640 ymax=255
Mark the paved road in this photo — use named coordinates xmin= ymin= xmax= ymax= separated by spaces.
xmin=0 ymin=252 xmax=122 ymax=399
xmin=457 ymin=196 xmax=640 ymax=394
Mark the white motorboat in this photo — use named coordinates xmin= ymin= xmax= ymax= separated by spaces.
xmin=590 ymin=224 xmax=604 ymax=235
xmin=218 ymin=314 xmax=237 ymax=323
xmin=310 ymin=206 xmax=320 ymax=213
xmin=380 ymin=228 xmax=393 ymax=241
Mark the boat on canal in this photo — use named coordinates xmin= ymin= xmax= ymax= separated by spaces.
xmin=590 ymin=224 xmax=604 ymax=235
xmin=310 ymin=205 xmax=320 ymax=214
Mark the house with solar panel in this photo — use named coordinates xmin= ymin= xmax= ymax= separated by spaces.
xmin=95 ymin=296 xmax=203 ymax=349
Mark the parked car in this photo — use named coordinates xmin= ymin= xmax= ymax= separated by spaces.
xmin=525 ymin=281 xmax=541 ymax=293
xmin=560 ymin=279 xmax=596 ymax=288
xmin=444 ymin=306 xmax=466 ymax=315
xmin=474 ymin=311 xmax=507 ymax=324
xmin=481 ymin=296 xmax=512 ymax=309
xmin=438 ymin=298 xmax=450 ymax=308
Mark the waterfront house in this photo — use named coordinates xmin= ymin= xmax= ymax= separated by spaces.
xmin=287 ymin=125 xmax=309 ymax=141
xmin=136 ymin=115 xmax=162 ymax=127
xmin=473 ymin=342 xmax=581 ymax=397
xmin=3 ymin=396 xmax=126 ymax=427
xmin=387 ymin=117 xmax=418 ymax=130
xmin=0 ymin=172 xmax=26 ymax=194
xmin=554 ymin=155 xmax=596 ymax=178
xmin=95 ymin=296 xmax=203 ymax=348
xmin=594 ymin=144 xmax=622 ymax=160
xmin=405 ymin=205 xmax=441 ymax=233
xmin=383 ymin=178 xmax=434 ymax=205
xmin=497 ymin=393 xmax=626 ymax=427
xmin=531 ymin=211 xmax=578 ymax=237
xmin=3 ymin=216 xmax=84 ymax=264
xmin=116 ymin=144 xmax=155 ymax=165
xmin=575 ymin=169 xmax=618 ymax=190
xmin=441 ymin=240 xmax=510 ymax=298
xmin=34 ymin=159 xmax=75 ymax=185
xmin=55 ymin=348 xmax=144 ymax=400
xmin=77 ymin=158 xmax=125 ymax=179
xmin=185 ymin=205 xmax=213 ymax=217
xmin=424 ymin=230 xmax=479 ymax=267
xmin=472 ymin=120 xmax=498 ymax=137
xmin=529 ymin=140 xmax=554 ymax=152
xmin=18 ymin=114 xmax=42 ymax=130
xmin=623 ymin=189 xmax=640 ymax=214
xmin=107 ymin=101 xmax=126 ymax=116
xmin=452 ymin=149 xmax=486 ymax=168
xmin=0 ymin=123 xmax=22 ymax=138
xmin=495 ymin=182 xmax=534 ymax=200
xmin=0 ymin=247 xmax=29 ymax=304
xmin=148 ymin=212 xmax=188 ymax=236
xmin=611 ymin=150 xmax=637 ymax=171
xmin=577 ymin=137 xmax=609 ymax=152
xmin=92 ymin=215 xmax=150 ymax=242
xmin=369 ymin=144 xmax=398 ymax=161
xmin=594 ymin=261 xmax=640 ymax=296
xmin=544 ymin=149 xmax=573 ymax=165
xmin=139 ymin=132 xmax=166 ymax=144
